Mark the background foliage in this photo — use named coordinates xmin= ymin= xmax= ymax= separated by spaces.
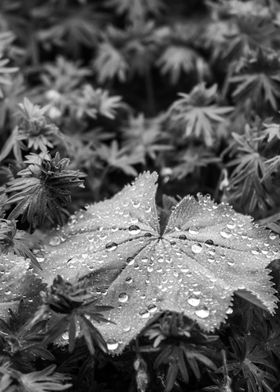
xmin=1 ymin=0 xmax=280 ymax=391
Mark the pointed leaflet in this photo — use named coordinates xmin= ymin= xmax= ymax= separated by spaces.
xmin=0 ymin=253 xmax=44 ymax=319
xmin=39 ymin=172 xmax=279 ymax=354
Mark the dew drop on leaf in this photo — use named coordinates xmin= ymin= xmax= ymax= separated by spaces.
xmin=195 ymin=308 xmax=210 ymax=318
xmin=132 ymin=200 xmax=140 ymax=209
xmin=129 ymin=225 xmax=141 ymax=235
xmin=105 ymin=242 xmax=118 ymax=251
xmin=126 ymin=257 xmax=135 ymax=266
xmin=226 ymin=307 xmax=233 ymax=314
xmin=118 ymin=293 xmax=129 ymax=303
xmin=49 ymin=236 xmax=61 ymax=246
xmin=220 ymin=230 xmax=232 ymax=239
xmin=139 ymin=310 xmax=150 ymax=319
xmin=191 ymin=243 xmax=203 ymax=254
xmin=188 ymin=227 xmax=199 ymax=235
xmin=107 ymin=340 xmax=119 ymax=351
xmin=187 ymin=297 xmax=201 ymax=307
xmin=147 ymin=304 xmax=157 ymax=313
xmin=62 ymin=332 xmax=69 ymax=341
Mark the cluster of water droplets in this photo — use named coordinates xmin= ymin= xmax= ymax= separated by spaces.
xmin=39 ymin=172 xmax=280 ymax=354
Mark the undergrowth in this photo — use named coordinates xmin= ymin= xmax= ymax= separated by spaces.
xmin=1 ymin=0 xmax=280 ymax=391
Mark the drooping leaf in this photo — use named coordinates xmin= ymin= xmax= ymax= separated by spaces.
xmin=37 ymin=172 xmax=279 ymax=354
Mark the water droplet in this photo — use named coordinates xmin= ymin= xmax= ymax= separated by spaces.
xmin=226 ymin=307 xmax=233 ymax=314
xmin=132 ymin=200 xmax=140 ymax=209
xmin=205 ymin=239 xmax=214 ymax=246
xmin=179 ymin=234 xmax=187 ymax=240
xmin=158 ymin=257 xmax=164 ymax=263
xmin=125 ymin=277 xmax=133 ymax=284
xmin=227 ymin=223 xmax=236 ymax=230
xmin=195 ymin=308 xmax=210 ymax=318
xmin=62 ymin=332 xmax=69 ymax=341
xmin=126 ymin=257 xmax=135 ymax=266
xmin=188 ymin=227 xmax=199 ymax=235
xmin=220 ymin=230 xmax=232 ymax=239
xmin=49 ymin=236 xmax=61 ymax=246
xmin=147 ymin=304 xmax=158 ymax=313
xmin=144 ymin=232 xmax=152 ymax=238
xmin=123 ymin=325 xmax=131 ymax=332
xmin=188 ymin=297 xmax=200 ymax=307
xmin=105 ymin=242 xmax=118 ymax=251
xmin=139 ymin=310 xmax=149 ymax=319
xmin=118 ymin=293 xmax=129 ymax=303
xmin=191 ymin=243 xmax=202 ymax=254
xmin=107 ymin=340 xmax=119 ymax=351
xmin=129 ymin=225 xmax=141 ymax=235
xmin=227 ymin=260 xmax=235 ymax=266
xmin=269 ymin=233 xmax=277 ymax=240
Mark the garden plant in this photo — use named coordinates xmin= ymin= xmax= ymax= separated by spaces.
xmin=1 ymin=0 xmax=280 ymax=391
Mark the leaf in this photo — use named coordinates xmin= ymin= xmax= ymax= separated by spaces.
xmin=156 ymin=46 xmax=208 ymax=84
xmin=168 ymin=84 xmax=233 ymax=147
xmin=39 ymin=172 xmax=279 ymax=354
xmin=229 ymin=50 xmax=280 ymax=110
xmin=0 ymin=363 xmax=71 ymax=392
xmin=106 ymin=0 xmax=164 ymax=21
xmin=93 ymin=42 xmax=129 ymax=83
xmin=0 ymin=253 xmax=44 ymax=320
xmin=96 ymin=140 xmax=145 ymax=176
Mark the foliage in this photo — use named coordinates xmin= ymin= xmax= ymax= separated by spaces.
xmin=5 ymin=152 xmax=85 ymax=227
xmin=34 ymin=171 xmax=278 ymax=354
xmin=0 ymin=0 xmax=280 ymax=391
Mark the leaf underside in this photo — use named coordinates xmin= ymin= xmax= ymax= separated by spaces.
xmin=35 ymin=172 xmax=279 ymax=354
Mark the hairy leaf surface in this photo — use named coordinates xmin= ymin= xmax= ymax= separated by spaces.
xmin=40 ymin=172 xmax=279 ymax=353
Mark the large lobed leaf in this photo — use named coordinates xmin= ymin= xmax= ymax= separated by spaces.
xmin=38 ymin=172 xmax=279 ymax=354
